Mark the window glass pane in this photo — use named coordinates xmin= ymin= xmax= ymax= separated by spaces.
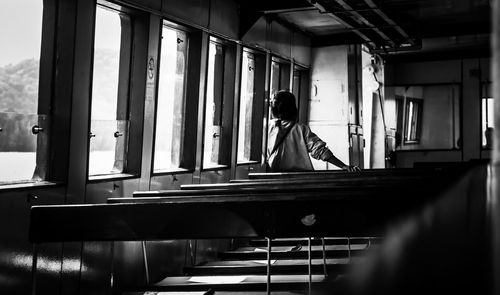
xmin=89 ymin=5 xmax=128 ymax=176
xmin=203 ymin=41 xmax=225 ymax=168
xmin=154 ymin=25 xmax=188 ymax=171
xmin=0 ymin=0 xmax=43 ymax=183
xmin=269 ymin=61 xmax=280 ymax=121
xmin=482 ymin=90 xmax=494 ymax=148
xmin=292 ymin=70 xmax=301 ymax=108
xmin=270 ymin=61 xmax=280 ymax=99
xmin=237 ymin=51 xmax=255 ymax=162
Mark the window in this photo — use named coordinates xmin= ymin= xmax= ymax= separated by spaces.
xmin=270 ymin=60 xmax=280 ymax=100
xmin=0 ymin=0 xmax=46 ymax=183
xmin=482 ymin=83 xmax=493 ymax=148
xmin=88 ymin=3 xmax=132 ymax=176
xmin=153 ymin=24 xmax=188 ymax=171
xmin=203 ymin=38 xmax=230 ymax=169
xmin=292 ymin=66 xmax=310 ymax=123
xmin=404 ymin=98 xmax=423 ymax=144
xmin=392 ymin=85 xmax=460 ymax=150
xmin=269 ymin=58 xmax=291 ymax=120
xmin=237 ymin=50 xmax=255 ymax=163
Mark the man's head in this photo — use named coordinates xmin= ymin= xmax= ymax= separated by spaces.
xmin=270 ymin=90 xmax=298 ymax=121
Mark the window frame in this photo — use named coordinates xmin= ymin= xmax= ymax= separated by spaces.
xmin=200 ymin=36 xmax=237 ymax=170
xmin=87 ymin=0 xmax=149 ymax=181
xmin=481 ymin=81 xmax=493 ymax=149
xmin=403 ymin=97 xmax=423 ymax=144
xmin=151 ymin=20 xmax=193 ymax=174
xmin=292 ymin=65 xmax=310 ymax=124
xmin=270 ymin=56 xmax=291 ymax=97
xmin=0 ymin=0 xmax=57 ymax=187
xmin=236 ymin=47 xmax=266 ymax=165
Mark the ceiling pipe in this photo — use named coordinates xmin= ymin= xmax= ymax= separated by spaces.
xmin=261 ymin=7 xmax=318 ymax=14
xmin=331 ymin=0 xmax=396 ymax=47
xmin=363 ymin=0 xmax=415 ymax=46
xmin=307 ymin=0 xmax=375 ymax=47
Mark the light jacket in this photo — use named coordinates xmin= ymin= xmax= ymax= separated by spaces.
xmin=267 ymin=119 xmax=334 ymax=171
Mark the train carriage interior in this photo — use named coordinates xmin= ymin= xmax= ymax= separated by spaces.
xmin=1 ymin=0 xmax=499 ymax=294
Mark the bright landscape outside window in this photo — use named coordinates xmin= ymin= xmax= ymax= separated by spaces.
xmin=153 ymin=25 xmax=188 ymax=171
xmin=89 ymin=5 xmax=130 ymax=176
xmin=0 ymin=0 xmax=44 ymax=183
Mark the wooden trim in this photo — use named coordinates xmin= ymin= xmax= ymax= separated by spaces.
xmin=261 ymin=52 xmax=272 ymax=167
xmin=138 ymin=14 xmax=161 ymax=191
xmin=230 ymin=44 xmax=243 ymax=179
xmin=193 ymin=32 xmax=210 ymax=184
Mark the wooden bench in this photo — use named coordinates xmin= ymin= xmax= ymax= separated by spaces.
xmin=31 ymin=194 xmax=396 ymax=294
xmin=30 ymin=167 xmax=470 ymax=294
xmin=244 ymin=166 xmax=469 ymax=181
xmin=128 ymin=167 xmax=462 ymax=198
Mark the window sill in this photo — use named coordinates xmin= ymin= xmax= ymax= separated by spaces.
xmin=202 ymin=164 xmax=229 ymax=171
xmin=0 ymin=181 xmax=63 ymax=192
xmin=88 ymin=173 xmax=139 ymax=183
xmin=395 ymin=148 xmax=461 ymax=153
xmin=237 ymin=161 xmax=260 ymax=166
xmin=153 ymin=168 xmax=193 ymax=176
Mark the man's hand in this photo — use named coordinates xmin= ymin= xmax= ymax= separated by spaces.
xmin=342 ymin=165 xmax=361 ymax=172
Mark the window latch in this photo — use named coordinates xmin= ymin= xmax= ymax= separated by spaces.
xmin=213 ymin=133 xmax=220 ymax=138
xmin=114 ymin=131 xmax=123 ymax=138
xmin=31 ymin=125 xmax=44 ymax=135
xmin=89 ymin=132 xmax=96 ymax=138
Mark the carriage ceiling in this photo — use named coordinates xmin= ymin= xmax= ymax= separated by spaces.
xmin=237 ymin=0 xmax=491 ymax=61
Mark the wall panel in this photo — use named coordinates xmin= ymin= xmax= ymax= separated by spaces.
xmin=269 ymin=22 xmax=291 ymax=58
xmin=292 ymin=32 xmax=311 ymax=66
xmin=309 ymin=46 xmax=350 ymax=169
xmin=200 ymin=169 xmax=231 ymax=184
xmin=150 ymin=173 xmax=193 ymax=190
xmin=386 ymin=58 xmax=490 ymax=165
xmin=386 ymin=60 xmax=461 ymax=85
xmin=162 ymin=0 xmax=209 ymax=27
xmin=0 ymin=187 xmax=65 ymax=295
xmin=209 ymin=0 xmax=239 ymax=39
xmin=241 ymin=17 xmax=267 ymax=49
xmin=395 ymin=150 xmax=462 ymax=168
xmin=124 ymin=0 xmax=161 ymax=10
xmin=235 ymin=163 xmax=261 ymax=179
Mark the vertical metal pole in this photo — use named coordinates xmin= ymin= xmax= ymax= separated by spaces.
xmin=267 ymin=237 xmax=272 ymax=295
xmin=141 ymin=241 xmax=150 ymax=284
xmin=492 ymin=1 xmax=500 ymax=294
xmin=308 ymin=237 xmax=312 ymax=295
xmin=321 ymin=237 xmax=328 ymax=278
xmin=31 ymin=244 xmax=38 ymax=295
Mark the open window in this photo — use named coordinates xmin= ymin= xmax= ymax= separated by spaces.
xmin=0 ymin=0 xmax=50 ymax=184
xmin=202 ymin=37 xmax=236 ymax=169
xmin=88 ymin=2 xmax=133 ymax=176
xmin=153 ymin=23 xmax=189 ymax=172
xmin=237 ymin=48 xmax=266 ymax=163
xmin=403 ymin=98 xmax=423 ymax=144
xmin=270 ymin=57 xmax=291 ymax=99
xmin=292 ymin=65 xmax=310 ymax=124
xmin=481 ymin=82 xmax=493 ymax=149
